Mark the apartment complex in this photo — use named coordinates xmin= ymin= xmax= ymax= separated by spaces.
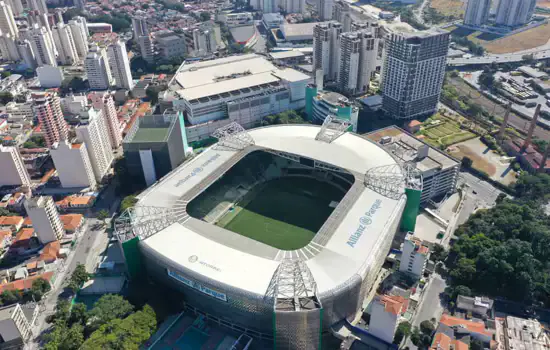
xmin=313 ymin=21 xmax=342 ymax=82
xmin=85 ymin=45 xmax=114 ymax=90
xmin=400 ymin=233 xmax=430 ymax=277
xmin=90 ymin=92 xmax=122 ymax=149
xmin=51 ymin=22 xmax=79 ymax=66
xmin=29 ymin=26 xmax=57 ymax=67
xmin=76 ymin=108 xmax=114 ymax=182
xmin=107 ymin=40 xmax=134 ymax=90
xmin=24 ymin=196 xmax=64 ymax=244
xmin=495 ymin=0 xmax=536 ymax=27
xmin=32 ymin=92 xmax=68 ymax=148
xmin=50 ymin=140 xmax=97 ymax=189
xmin=0 ymin=146 xmax=31 ymax=188
xmin=0 ymin=1 xmax=17 ymax=39
xmin=464 ymin=0 xmax=491 ymax=26
xmin=381 ymin=28 xmax=450 ymax=119
xmin=319 ymin=0 xmax=334 ymax=21
xmin=67 ymin=16 xmax=88 ymax=58
xmin=0 ymin=304 xmax=33 ymax=348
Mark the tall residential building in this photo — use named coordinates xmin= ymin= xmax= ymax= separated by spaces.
xmin=281 ymin=0 xmax=305 ymax=14
xmin=17 ymin=40 xmax=36 ymax=68
xmin=51 ymin=140 xmax=97 ymax=189
xmin=337 ymin=28 xmax=377 ymax=96
xmin=29 ymin=26 xmax=57 ymax=67
xmin=154 ymin=30 xmax=186 ymax=60
xmin=0 ymin=1 xmax=18 ymax=38
xmin=52 ymin=23 xmax=79 ymax=65
xmin=399 ymin=233 xmax=430 ymax=277
xmin=332 ymin=0 xmax=352 ymax=32
xmin=24 ymin=196 xmax=64 ymax=244
xmin=0 ymin=146 xmax=31 ymax=187
xmin=260 ymin=0 xmax=277 ymax=13
xmin=68 ymin=16 xmax=88 ymax=58
xmin=464 ymin=0 xmax=491 ymax=26
xmin=6 ymin=0 xmax=23 ymax=16
xmin=381 ymin=29 xmax=450 ymax=120
xmin=32 ymin=92 xmax=68 ymax=147
xmin=85 ymin=44 xmax=114 ymax=90
xmin=319 ymin=0 xmax=334 ymax=21
xmin=192 ymin=27 xmax=218 ymax=55
xmin=496 ymin=0 xmax=536 ymax=27
xmin=107 ymin=40 xmax=133 ymax=90
xmin=27 ymin=0 xmax=47 ymax=14
xmin=132 ymin=16 xmax=149 ymax=39
xmin=137 ymin=35 xmax=154 ymax=63
xmin=0 ymin=33 xmax=20 ymax=61
xmin=76 ymin=108 xmax=114 ymax=182
xmin=313 ymin=21 xmax=342 ymax=82
xmin=90 ymin=92 xmax=122 ymax=149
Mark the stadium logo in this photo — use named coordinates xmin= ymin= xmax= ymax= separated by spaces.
xmin=188 ymin=255 xmax=198 ymax=263
xmin=347 ymin=199 xmax=382 ymax=248
xmin=175 ymin=153 xmax=221 ymax=187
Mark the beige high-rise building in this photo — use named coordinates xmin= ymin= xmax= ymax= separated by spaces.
xmin=51 ymin=140 xmax=97 ymax=189
xmin=76 ymin=107 xmax=114 ymax=182
xmin=496 ymin=0 xmax=536 ymax=27
xmin=107 ymin=40 xmax=134 ymax=90
xmin=0 ymin=33 xmax=20 ymax=61
xmin=0 ymin=1 xmax=18 ymax=39
xmin=337 ymin=27 xmax=377 ymax=96
xmin=27 ymin=0 xmax=47 ymax=14
xmin=68 ymin=16 xmax=88 ymax=58
xmin=0 ymin=145 xmax=31 ymax=187
xmin=464 ymin=0 xmax=491 ymax=26
xmin=52 ymin=23 xmax=79 ymax=65
xmin=85 ymin=44 xmax=114 ymax=90
xmin=5 ymin=0 xmax=23 ymax=16
xmin=32 ymin=92 xmax=68 ymax=147
xmin=29 ymin=26 xmax=57 ymax=67
xmin=24 ymin=196 xmax=64 ymax=244
xmin=90 ymin=92 xmax=122 ymax=149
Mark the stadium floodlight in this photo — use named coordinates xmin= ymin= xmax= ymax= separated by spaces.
xmin=212 ymin=122 xmax=255 ymax=150
xmin=265 ymin=259 xmax=320 ymax=311
xmin=315 ymin=115 xmax=351 ymax=143
xmin=364 ymin=163 xmax=423 ymax=200
xmin=114 ymin=205 xmax=188 ymax=242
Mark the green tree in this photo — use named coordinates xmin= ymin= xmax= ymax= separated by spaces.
xmin=420 ymin=320 xmax=435 ymax=335
xmin=461 ymin=156 xmax=473 ymax=169
xmin=1 ymin=71 xmax=11 ymax=78
xmin=69 ymin=302 xmax=88 ymax=326
xmin=87 ymin=294 xmax=134 ymax=331
xmin=44 ymin=320 xmax=84 ymax=350
xmin=470 ymin=339 xmax=484 ymax=350
xmin=199 ymin=12 xmax=211 ymax=21
xmin=54 ymin=299 xmax=71 ymax=322
xmin=1 ymin=290 xmax=20 ymax=305
xmin=97 ymin=210 xmax=109 ymax=222
xmin=121 ymin=195 xmax=138 ymax=211
xmin=0 ymin=91 xmax=13 ymax=105
xmin=81 ymin=304 xmax=156 ymax=349
xmin=67 ymin=264 xmax=90 ymax=293
xmin=393 ymin=321 xmax=411 ymax=344
xmin=430 ymin=244 xmax=448 ymax=263
xmin=30 ymin=277 xmax=51 ymax=301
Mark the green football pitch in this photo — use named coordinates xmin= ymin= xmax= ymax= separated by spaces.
xmin=216 ymin=177 xmax=345 ymax=250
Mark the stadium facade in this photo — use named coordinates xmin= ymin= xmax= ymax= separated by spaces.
xmin=115 ymin=122 xmax=423 ymax=349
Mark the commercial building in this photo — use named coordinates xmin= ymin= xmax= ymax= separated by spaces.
xmin=305 ymin=85 xmax=359 ymax=131
xmin=85 ymin=45 xmax=114 ymax=90
xmin=32 ymin=92 xmax=68 ymax=148
xmin=50 ymin=140 xmax=97 ymax=189
xmin=24 ymin=196 xmax=64 ymax=244
xmin=51 ymin=23 xmax=79 ymax=65
xmin=0 ymin=1 xmax=18 ymax=39
xmin=495 ymin=316 xmax=550 ymax=350
xmin=313 ymin=21 xmax=342 ymax=82
xmin=262 ymin=13 xmax=285 ymax=29
xmin=369 ymin=295 xmax=407 ymax=344
xmin=0 ymin=304 xmax=33 ymax=349
xmin=90 ymin=92 xmax=122 ymax=149
xmin=76 ymin=108 xmax=114 ymax=182
xmin=464 ymin=0 xmax=491 ymax=27
xmin=218 ymin=12 xmax=254 ymax=27
xmin=399 ymin=233 xmax=429 ymax=277
xmin=107 ymin=40 xmax=134 ymax=90
xmin=153 ymin=31 xmax=187 ymax=61
xmin=495 ymin=0 xmax=536 ymax=27
xmin=29 ymin=26 xmax=57 ymax=67
xmin=166 ymin=54 xmax=310 ymax=126
xmin=122 ymin=111 xmax=188 ymax=186
xmin=279 ymin=22 xmax=317 ymax=42
xmin=0 ymin=146 xmax=31 ymax=188
xmin=366 ymin=126 xmax=460 ymax=204
xmin=338 ymin=27 xmax=378 ymax=96
xmin=37 ymin=65 xmax=64 ymax=88
xmin=86 ymin=23 xmax=112 ymax=34
xmin=68 ymin=16 xmax=88 ymax=58
xmin=381 ymin=28 xmax=450 ymax=119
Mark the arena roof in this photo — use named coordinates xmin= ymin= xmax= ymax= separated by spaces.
xmin=137 ymin=125 xmax=406 ymax=296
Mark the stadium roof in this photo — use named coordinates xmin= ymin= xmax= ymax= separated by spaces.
xmin=136 ymin=125 xmax=406 ymax=296
xmin=172 ymin=54 xmax=310 ymax=101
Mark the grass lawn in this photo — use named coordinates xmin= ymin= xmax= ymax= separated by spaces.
xmin=417 ymin=114 xmax=476 ymax=148
xmin=429 ymin=0 xmax=464 ymax=17
xmin=482 ymin=22 xmax=550 ymax=54
xmin=218 ymin=177 xmax=344 ymax=250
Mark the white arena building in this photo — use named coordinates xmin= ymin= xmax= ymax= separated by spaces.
xmin=115 ymin=122 xmax=422 ymax=349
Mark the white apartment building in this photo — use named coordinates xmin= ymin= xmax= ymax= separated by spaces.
xmin=319 ymin=0 xmax=334 ymax=21
xmin=464 ymin=0 xmax=491 ymax=27
xmin=68 ymin=16 xmax=88 ymax=58
xmin=90 ymin=92 xmax=122 ymax=148
xmin=154 ymin=31 xmax=187 ymax=61
xmin=137 ymin=35 xmax=154 ymax=63
xmin=4 ymin=101 xmax=33 ymax=121
xmin=495 ymin=0 xmax=536 ymax=27
xmin=313 ymin=21 xmax=342 ymax=82
xmin=0 ymin=146 xmax=31 ymax=187
xmin=51 ymin=140 xmax=97 ymax=189
xmin=107 ymin=40 xmax=133 ymax=90
xmin=37 ymin=65 xmax=64 ymax=88
xmin=76 ymin=108 xmax=114 ymax=182
xmin=0 ymin=1 xmax=17 ymax=38
xmin=337 ymin=26 xmax=378 ymax=96
xmin=85 ymin=45 xmax=114 ymax=90
xmin=6 ymin=0 xmax=23 ymax=16
xmin=32 ymin=92 xmax=68 ymax=147
xmin=60 ymin=94 xmax=88 ymax=115
xmin=28 ymin=0 xmax=47 ymax=14
xmin=17 ymin=40 xmax=37 ymax=69
xmin=400 ymin=233 xmax=429 ymax=277
xmin=132 ymin=16 xmax=149 ymax=39
xmin=0 ymin=33 xmax=19 ymax=61
xmin=0 ymin=304 xmax=33 ymax=345
xmin=24 ymin=196 xmax=64 ymax=244
xmin=281 ymin=0 xmax=305 ymax=14
xmin=52 ymin=23 xmax=79 ymax=65
xmin=381 ymin=29 xmax=450 ymax=119
xmin=29 ymin=26 xmax=57 ymax=67
xmin=369 ymin=295 xmax=406 ymax=344
xmin=219 ymin=12 xmax=254 ymax=27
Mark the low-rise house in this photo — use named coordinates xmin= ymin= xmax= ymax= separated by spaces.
xmin=0 ymin=217 xmax=24 ymax=234
xmin=39 ymin=241 xmax=60 ymax=264
xmin=438 ymin=314 xmax=492 ymax=345
xmin=0 ymin=271 xmax=54 ymax=294
xmin=59 ymin=214 xmax=84 ymax=234
xmin=369 ymin=294 xmax=408 ymax=344
xmin=456 ymin=295 xmax=493 ymax=319
xmin=430 ymin=332 xmax=468 ymax=350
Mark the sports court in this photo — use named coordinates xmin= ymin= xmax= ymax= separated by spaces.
xmin=217 ymin=177 xmax=344 ymax=250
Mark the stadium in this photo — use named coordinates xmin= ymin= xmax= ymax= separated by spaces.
xmin=115 ymin=120 xmax=422 ymax=349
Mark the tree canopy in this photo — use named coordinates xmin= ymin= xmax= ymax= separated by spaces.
xmin=67 ymin=264 xmax=90 ymax=293
xmin=261 ymin=110 xmax=307 ymax=126
xmin=87 ymin=294 xmax=134 ymax=331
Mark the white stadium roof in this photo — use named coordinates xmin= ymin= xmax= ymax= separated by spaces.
xmin=137 ymin=125 xmax=406 ymax=296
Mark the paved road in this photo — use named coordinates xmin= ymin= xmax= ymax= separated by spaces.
xmin=448 ymin=48 xmax=550 ymax=66
xmin=404 ymin=274 xmax=447 ymax=349
xmin=456 ymin=172 xmax=503 ymax=225
xmin=413 ymin=0 xmax=429 ymax=25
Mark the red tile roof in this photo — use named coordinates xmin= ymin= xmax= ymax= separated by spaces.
xmin=0 ymin=271 xmax=54 ymax=293
xmin=431 ymin=332 xmax=451 ymax=350
xmin=0 ymin=216 xmax=24 ymax=226
xmin=40 ymin=241 xmax=60 ymax=262
xmin=440 ymin=314 xmax=491 ymax=336
xmin=378 ymin=295 xmax=407 ymax=316
xmin=60 ymin=214 xmax=83 ymax=231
